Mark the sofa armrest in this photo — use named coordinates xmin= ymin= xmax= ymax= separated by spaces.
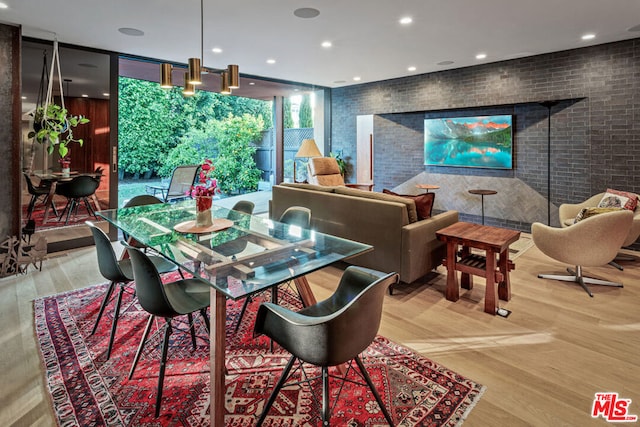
xmin=400 ymin=210 xmax=459 ymax=283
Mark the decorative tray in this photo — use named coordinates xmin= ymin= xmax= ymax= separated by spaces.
xmin=174 ymin=218 xmax=234 ymax=234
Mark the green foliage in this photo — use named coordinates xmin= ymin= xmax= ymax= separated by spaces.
xmin=283 ymin=97 xmax=294 ymax=129
xmin=118 ymin=76 xmax=273 ymax=176
xmin=299 ymin=94 xmax=313 ymax=128
xmin=28 ymin=103 xmax=90 ymax=157
xmin=158 ymin=124 xmax=218 ymax=177
xmin=330 ymin=151 xmax=348 ymax=176
xmin=211 ymin=114 xmax=264 ymax=193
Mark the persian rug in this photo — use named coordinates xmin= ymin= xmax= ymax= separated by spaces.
xmin=34 ymin=278 xmax=485 ymax=426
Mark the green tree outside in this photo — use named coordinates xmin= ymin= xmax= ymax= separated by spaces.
xmin=299 ymin=94 xmax=313 ymax=128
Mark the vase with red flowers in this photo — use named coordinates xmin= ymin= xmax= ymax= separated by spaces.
xmin=59 ymin=156 xmax=71 ymax=176
xmin=190 ymin=159 xmax=218 ymax=227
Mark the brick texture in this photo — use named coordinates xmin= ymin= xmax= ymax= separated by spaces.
xmin=331 ymin=38 xmax=640 ymax=231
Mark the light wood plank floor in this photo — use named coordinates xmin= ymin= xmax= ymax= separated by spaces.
xmin=1 ymin=240 xmax=638 ymax=426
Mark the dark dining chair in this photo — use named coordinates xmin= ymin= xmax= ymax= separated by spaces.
xmin=125 ymin=245 xmax=211 ymax=417
xmin=254 ymin=266 xmax=398 ymax=426
xmin=86 ymin=221 xmax=179 ymax=360
xmin=55 ymin=175 xmax=100 ymax=224
xmin=122 ymin=195 xmax=164 ymax=249
xmin=233 ymin=206 xmax=310 ymax=332
xmin=23 ymin=172 xmax=57 ymax=219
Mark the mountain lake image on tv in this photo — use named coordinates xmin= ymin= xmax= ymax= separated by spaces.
xmin=424 ymin=115 xmax=513 ymax=169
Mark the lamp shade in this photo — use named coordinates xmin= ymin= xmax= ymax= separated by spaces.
xmin=160 ymin=63 xmax=173 ymax=88
xmin=188 ymin=57 xmax=202 ymax=85
xmin=228 ymin=64 xmax=239 ymax=89
xmin=295 ymin=139 xmax=322 ymax=158
xmin=183 ymin=71 xmax=195 ymax=96
xmin=220 ymin=71 xmax=231 ymax=94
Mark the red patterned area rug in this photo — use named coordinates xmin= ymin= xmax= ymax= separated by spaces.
xmin=34 ymin=280 xmax=485 ymax=426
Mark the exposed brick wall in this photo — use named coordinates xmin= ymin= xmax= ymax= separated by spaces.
xmin=331 ymin=38 xmax=640 ymax=231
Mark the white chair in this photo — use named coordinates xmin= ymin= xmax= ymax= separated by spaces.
xmin=532 ymin=209 xmax=633 ymax=297
xmin=559 ymin=192 xmax=640 ymax=269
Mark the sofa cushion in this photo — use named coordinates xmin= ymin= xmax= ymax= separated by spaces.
xmin=383 ymin=189 xmax=434 ymax=220
xmin=333 ymin=186 xmax=418 ymax=223
xmin=597 ymin=189 xmax=638 ymax=211
xmin=279 ymin=182 xmax=337 ymax=193
xmin=574 ymin=206 xmax=624 ymax=223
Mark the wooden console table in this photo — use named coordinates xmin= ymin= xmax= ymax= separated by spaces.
xmin=436 ymin=222 xmax=520 ymax=315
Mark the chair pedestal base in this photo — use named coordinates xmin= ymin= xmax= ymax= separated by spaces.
xmin=538 ymin=265 xmax=623 ymax=297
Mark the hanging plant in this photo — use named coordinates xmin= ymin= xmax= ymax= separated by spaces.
xmin=27 ymin=39 xmax=90 ymax=158
xmin=29 ymin=104 xmax=89 ymax=157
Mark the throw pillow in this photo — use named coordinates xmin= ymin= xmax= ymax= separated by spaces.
xmin=383 ymin=189 xmax=434 ymax=220
xmin=597 ymin=189 xmax=638 ymax=211
xmin=574 ymin=207 xmax=624 ymax=223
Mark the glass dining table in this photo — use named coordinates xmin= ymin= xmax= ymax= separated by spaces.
xmin=97 ymin=199 xmax=372 ymax=426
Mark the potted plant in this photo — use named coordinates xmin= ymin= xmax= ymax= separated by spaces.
xmin=28 ymin=104 xmax=90 ymax=158
xmin=330 ymin=151 xmax=348 ymax=178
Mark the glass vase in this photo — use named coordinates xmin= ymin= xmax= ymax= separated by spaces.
xmin=195 ymin=196 xmax=213 ymax=227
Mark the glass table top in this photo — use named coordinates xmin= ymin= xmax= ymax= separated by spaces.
xmin=97 ymin=200 xmax=371 ymax=300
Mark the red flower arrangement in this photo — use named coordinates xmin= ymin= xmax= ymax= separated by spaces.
xmin=190 ymin=159 xmax=219 ymax=198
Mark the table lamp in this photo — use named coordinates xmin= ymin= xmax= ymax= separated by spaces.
xmin=294 ymin=138 xmax=322 ymax=183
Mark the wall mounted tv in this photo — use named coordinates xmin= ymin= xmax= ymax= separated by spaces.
xmin=424 ymin=115 xmax=513 ymax=169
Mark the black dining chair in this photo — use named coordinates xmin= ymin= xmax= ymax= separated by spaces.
xmin=86 ymin=221 xmax=180 ymax=360
xmin=254 ymin=266 xmax=399 ymax=426
xmin=125 ymin=246 xmax=211 ymax=417
xmin=233 ymin=206 xmax=310 ymax=332
xmin=23 ymin=172 xmax=57 ymax=219
xmin=122 ymin=195 xmax=165 ymax=249
xmin=55 ymin=175 xmax=100 ymax=224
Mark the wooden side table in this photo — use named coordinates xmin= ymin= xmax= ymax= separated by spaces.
xmin=436 ymin=222 xmax=520 ymax=315
xmin=468 ymin=189 xmax=497 ymax=224
xmin=416 ymin=184 xmax=440 ymax=192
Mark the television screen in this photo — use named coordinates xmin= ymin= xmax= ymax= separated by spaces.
xmin=424 ymin=115 xmax=513 ymax=169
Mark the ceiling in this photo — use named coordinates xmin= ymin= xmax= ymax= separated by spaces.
xmin=5 ymin=0 xmax=640 ymax=105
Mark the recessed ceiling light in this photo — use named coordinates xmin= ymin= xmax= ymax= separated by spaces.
xmin=118 ymin=27 xmax=144 ymax=36
xmin=399 ymin=17 xmax=413 ymax=25
xmin=81 ymin=94 xmax=89 ymax=98
xmin=293 ymin=7 xmax=320 ymax=19
xmin=212 ymin=47 xmax=223 ymax=54
xmin=266 ymin=59 xmax=276 ymax=64
xmin=0 ymin=3 xmax=9 ymax=9
xmin=407 ymin=66 xmax=417 ymax=72
xmin=581 ymin=33 xmax=596 ymax=40
xmin=437 ymin=60 xmax=455 ymax=66
xmin=321 ymin=41 xmax=332 ymax=48
xmin=476 ymin=53 xmax=487 ymax=60
xmin=249 ymin=82 xmax=255 ymax=86
xmin=103 ymin=93 xmax=110 ymax=97
xmin=21 ymin=96 xmax=26 ymax=100
xmin=353 ymin=76 xmax=361 ymax=81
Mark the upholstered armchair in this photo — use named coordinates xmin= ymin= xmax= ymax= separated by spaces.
xmin=532 ymin=209 xmax=633 ymax=297
xmin=559 ymin=192 xmax=640 ymax=269
xmin=307 ymin=157 xmax=373 ymax=190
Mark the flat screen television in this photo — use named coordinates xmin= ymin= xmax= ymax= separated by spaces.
xmin=424 ymin=115 xmax=513 ymax=169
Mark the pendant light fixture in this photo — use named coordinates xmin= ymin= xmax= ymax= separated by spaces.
xmin=183 ymin=72 xmax=195 ymax=96
xmin=159 ymin=0 xmax=240 ymax=96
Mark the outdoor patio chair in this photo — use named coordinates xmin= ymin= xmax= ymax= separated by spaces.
xmin=145 ymin=165 xmax=199 ymax=202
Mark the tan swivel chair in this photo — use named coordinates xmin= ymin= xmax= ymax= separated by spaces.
xmin=559 ymin=192 xmax=640 ymax=269
xmin=307 ymin=157 xmax=372 ymax=190
xmin=532 ymin=209 xmax=633 ymax=297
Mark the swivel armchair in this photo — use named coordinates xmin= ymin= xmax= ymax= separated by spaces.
xmin=559 ymin=192 xmax=640 ymax=269
xmin=532 ymin=209 xmax=633 ymax=297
